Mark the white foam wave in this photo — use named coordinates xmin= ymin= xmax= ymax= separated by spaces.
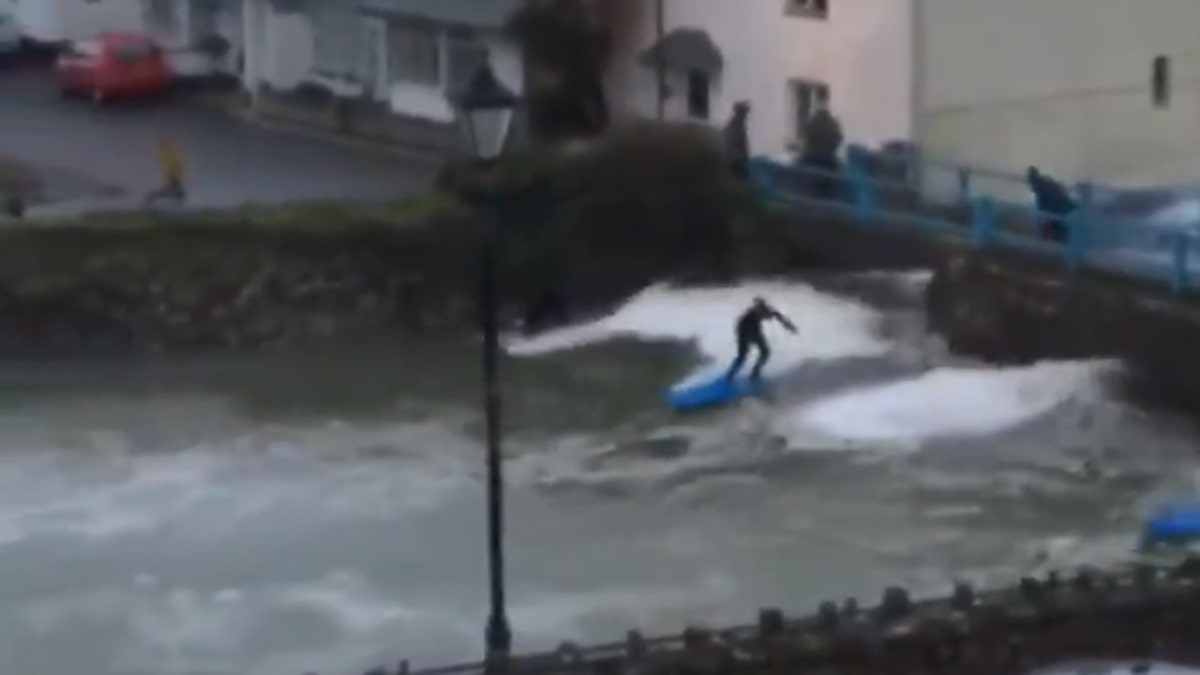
xmin=0 ymin=421 xmax=476 ymax=548
xmin=21 ymin=571 xmax=451 ymax=675
xmin=508 ymin=281 xmax=891 ymax=383
xmin=1033 ymin=663 xmax=1200 ymax=675
xmin=847 ymin=269 xmax=933 ymax=297
xmin=1149 ymin=195 xmax=1200 ymax=228
xmin=793 ymin=361 xmax=1112 ymax=443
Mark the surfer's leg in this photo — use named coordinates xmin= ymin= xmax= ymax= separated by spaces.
xmin=725 ymin=336 xmax=749 ymax=380
xmin=749 ymin=336 xmax=770 ymax=380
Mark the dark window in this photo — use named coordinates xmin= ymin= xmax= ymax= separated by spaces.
xmin=686 ymin=70 xmax=710 ymax=119
xmin=1152 ymin=55 xmax=1171 ymax=107
xmin=785 ymin=0 xmax=828 ymax=19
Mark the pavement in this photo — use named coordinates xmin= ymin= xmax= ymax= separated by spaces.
xmin=0 ymin=66 xmax=440 ymax=215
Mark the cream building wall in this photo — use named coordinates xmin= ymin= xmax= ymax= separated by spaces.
xmin=916 ymin=0 xmax=1200 ymax=188
xmin=605 ymin=0 xmax=915 ymax=159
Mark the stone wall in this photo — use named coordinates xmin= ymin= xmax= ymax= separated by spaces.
xmin=354 ymin=558 xmax=1200 ymax=674
xmin=0 ymin=215 xmax=489 ymax=354
xmin=926 ymin=244 xmax=1200 ymax=414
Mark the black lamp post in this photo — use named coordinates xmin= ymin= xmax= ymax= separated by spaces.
xmin=449 ymin=60 xmax=519 ymax=666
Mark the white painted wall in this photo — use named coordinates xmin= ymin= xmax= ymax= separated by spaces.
xmin=917 ymin=0 xmax=1200 ymax=187
xmin=261 ymin=5 xmax=312 ymax=90
xmin=12 ymin=0 xmax=142 ymax=42
xmin=241 ymin=1 xmax=523 ymax=124
xmin=606 ymin=0 xmax=915 ymax=158
xmin=154 ymin=0 xmax=246 ymax=78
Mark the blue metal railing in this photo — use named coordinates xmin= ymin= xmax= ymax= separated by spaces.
xmin=750 ymin=152 xmax=1200 ymax=297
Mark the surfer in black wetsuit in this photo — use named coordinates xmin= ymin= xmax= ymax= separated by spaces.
xmin=725 ymin=297 xmax=797 ymax=381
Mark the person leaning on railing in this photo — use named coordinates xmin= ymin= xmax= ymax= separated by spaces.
xmin=1025 ymin=166 xmax=1075 ymax=244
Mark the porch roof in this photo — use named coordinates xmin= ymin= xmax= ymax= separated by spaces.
xmin=639 ymin=28 xmax=723 ymax=75
xmin=355 ymin=0 xmax=523 ymax=28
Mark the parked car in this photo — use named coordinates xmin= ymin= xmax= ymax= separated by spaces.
xmin=55 ymin=32 xmax=173 ymax=102
xmin=0 ymin=10 xmax=22 ymax=57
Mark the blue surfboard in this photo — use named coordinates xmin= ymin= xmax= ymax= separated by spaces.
xmin=666 ymin=374 xmax=765 ymax=412
xmin=1143 ymin=503 xmax=1200 ymax=545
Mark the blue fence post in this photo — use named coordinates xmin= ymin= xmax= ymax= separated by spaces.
xmin=970 ymin=196 xmax=995 ymax=247
xmin=956 ymin=167 xmax=971 ymax=206
xmin=747 ymin=157 xmax=775 ymax=207
xmin=1065 ymin=181 xmax=1093 ymax=271
xmin=842 ymin=145 xmax=863 ymax=204
xmin=1171 ymin=233 xmax=1190 ymax=295
xmin=851 ymin=160 xmax=875 ymax=222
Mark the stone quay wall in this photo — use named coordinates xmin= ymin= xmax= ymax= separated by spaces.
xmin=344 ymin=558 xmax=1200 ymax=675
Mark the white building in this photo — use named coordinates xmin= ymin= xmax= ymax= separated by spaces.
xmin=606 ymin=0 xmax=1200 ymax=186
xmin=605 ymin=0 xmax=911 ymax=162
xmin=8 ymin=0 xmax=144 ymax=44
xmin=917 ymin=0 xmax=1200 ymax=187
xmin=143 ymin=0 xmax=524 ymax=124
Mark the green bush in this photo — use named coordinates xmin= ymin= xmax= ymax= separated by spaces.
xmin=485 ymin=121 xmax=752 ymax=297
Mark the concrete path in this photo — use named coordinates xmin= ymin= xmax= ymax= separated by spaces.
xmin=0 ymin=66 xmax=440 ymax=214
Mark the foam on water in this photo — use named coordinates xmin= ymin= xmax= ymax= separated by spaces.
xmin=507 ymin=281 xmax=891 ymax=383
xmin=1148 ymin=194 xmax=1200 ymax=229
xmin=1033 ymin=664 xmax=1200 ymax=675
xmin=793 ymin=360 xmax=1112 ymax=443
xmin=0 ymin=420 xmax=477 ymax=548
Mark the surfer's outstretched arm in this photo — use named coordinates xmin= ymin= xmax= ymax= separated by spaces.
xmin=769 ymin=308 xmax=797 ymax=333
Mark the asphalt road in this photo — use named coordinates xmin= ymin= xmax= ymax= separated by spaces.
xmin=0 ymin=66 xmax=439 ymax=213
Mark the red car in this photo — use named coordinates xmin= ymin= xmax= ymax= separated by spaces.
xmin=55 ymin=32 xmax=173 ymax=102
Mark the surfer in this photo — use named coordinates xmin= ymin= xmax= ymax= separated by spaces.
xmin=725 ymin=297 xmax=796 ymax=381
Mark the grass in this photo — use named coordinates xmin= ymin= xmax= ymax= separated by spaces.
xmin=0 ymin=158 xmax=41 ymax=197
xmin=11 ymin=190 xmax=469 ymax=233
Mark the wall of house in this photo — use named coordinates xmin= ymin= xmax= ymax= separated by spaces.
xmin=12 ymin=0 xmax=141 ymax=42
xmin=605 ymin=0 xmax=915 ymax=159
xmin=8 ymin=0 xmax=60 ymax=41
xmin=153 ymin=0 xmax=247 ymax=78
xmin=917 ymin=0 xmax=1200 ymax=187
xmin=261 ymin=5 xmax=312 ymax=90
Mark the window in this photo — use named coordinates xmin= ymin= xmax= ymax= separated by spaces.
xmin=387 ymin=21 xmax=440 ymax=87
xmin=789 ymin=79 xmax=830 ymax=140
xmin=311 ymin=11 xmax=362 ymax=80
xmin=1152 ymin=55 xmax=1171 ymax=108
xmin=445 ymin=29 xmax=489 ymax=94
xmin=785 ymin=0 xmax=828 ymax=19
xmin=686 ymin=70 xmax=710 ymax=119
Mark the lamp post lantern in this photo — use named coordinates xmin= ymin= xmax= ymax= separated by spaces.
xmin=449 ymin=60 xmax=519 ymax=666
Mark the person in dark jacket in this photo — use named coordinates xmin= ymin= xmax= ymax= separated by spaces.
xmin=722 ymin=101 xmax=751 ymax=178
xmin=725 ymin=297 xmax=797 ymax=382
xmin=1026 ymin=166 xmax=1076 ymax=243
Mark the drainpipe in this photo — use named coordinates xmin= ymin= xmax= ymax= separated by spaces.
xmin=655 ymin=0 xmax=665 ymax=119
xmin=910 ymin=0 xmax=925 ymax=147
xmin=908 ymin=0 xmax=926 ymax=187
